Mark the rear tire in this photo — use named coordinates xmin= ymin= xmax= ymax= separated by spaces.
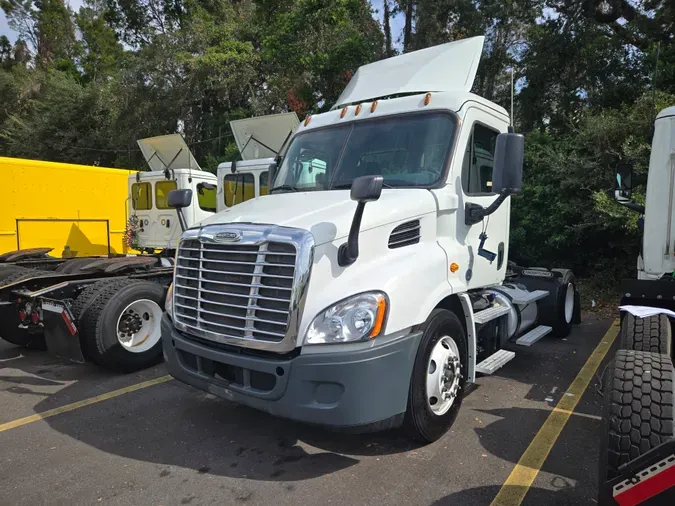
xmin=403 ymin=309 xmax=468 ymax=443
xmin=620 ymin=313 xmax=672 ymax=357
xmin=540 ymin=269 xmax=577 ymax=338
xmin=76 ymin=279 xmax=165 ymax=372
xmin=598 ymin=350 xmax=674 ymax=486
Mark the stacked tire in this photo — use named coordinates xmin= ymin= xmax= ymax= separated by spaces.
xmin=598 ymin=313 xmax=675 ymax=492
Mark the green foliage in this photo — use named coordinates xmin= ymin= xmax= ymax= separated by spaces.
xmin=1 ymin=0 xmax=675 ymax=284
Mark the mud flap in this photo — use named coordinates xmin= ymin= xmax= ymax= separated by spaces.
xmin=572 ymin=289 xmax=581 ymax=324
xmin=41 ymin=299 xmax=85 ymax=363
xmin=599 ymin=440 xmax=675 ymax=506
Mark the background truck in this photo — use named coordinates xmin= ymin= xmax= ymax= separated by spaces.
xmin=597 ymin=107 xmax=675 ymax=505
xmin=160 ymin=36 xmax=582 ymax=443
xmin=0 ymin=119 xmax=294 ymax=372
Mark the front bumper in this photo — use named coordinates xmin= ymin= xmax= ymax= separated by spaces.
xmin=161 ymin=314 xmax=421 ymax=429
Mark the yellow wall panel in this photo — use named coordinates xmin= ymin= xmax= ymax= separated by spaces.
xmin=1 ymin=156 xmax=137 ymax=257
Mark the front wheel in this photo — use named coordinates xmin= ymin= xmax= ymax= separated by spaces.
xmin=404 ymin=309 xmax=468 ymax=443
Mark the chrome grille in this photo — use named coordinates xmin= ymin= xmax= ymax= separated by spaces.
xmin=173 ymin=237 xmax=297 ymax=345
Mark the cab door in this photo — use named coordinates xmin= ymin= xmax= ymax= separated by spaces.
xmin=455 ymin=107 xmax=510 ymax=289
xmin=153 ymin=179 xmax=179 ymax=247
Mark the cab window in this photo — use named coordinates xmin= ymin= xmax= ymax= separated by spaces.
xmin=131 ymin=182 xmax=152 ymax=210
xmin=461 ymin=123 xmax=499 ymax=195
xmin=260 ymin=172 xmax=269 ymax=196
xmin=197 ymin=183 xmax=217 ymax=212
xmin=155 ymin=180 xmax=178 ymax=209
xmin=224 ymin=173 xmax=255 ymax=207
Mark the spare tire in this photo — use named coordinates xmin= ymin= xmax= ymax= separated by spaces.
xmin=598 ymin=349 xmax=675 ymax=486
xmin=620 ymin=313 xmax=672 ymax=357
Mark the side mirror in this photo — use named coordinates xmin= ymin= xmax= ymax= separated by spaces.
xmin=492 ymin=133 xmax=524 ymax=194
xmin=167 ymin=189 xmax=192 ymax=209
xmin=350 ymin=175 xmax=384 ymax=202
xmin=268 ymin=161 xmax=277 ymax=188
xmin=614 ymin=163 xmax=633 ymax=202
xmin=196 ymin=182 xmax=215 ymax=196
xmin=338 ymin=175 xmax=384 ymax=267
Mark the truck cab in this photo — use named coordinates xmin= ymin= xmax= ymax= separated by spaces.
xmin=215 ymin=112 xmax=300 ymax=213
xmin=216 ymin=159 xmax=273 ymax=213
xmin=130 ymin=134 xmax=218 ymax=251
xmin=162 ymin=36 xmax=580 ymax=443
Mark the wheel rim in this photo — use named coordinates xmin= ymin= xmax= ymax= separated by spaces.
xmin=564 ymin=283 xmax=575 ymax=324
xmin=426 ymin=336 xmax=461 ymax=416
xmin=116 ymin=299 xmax=162 ymax=353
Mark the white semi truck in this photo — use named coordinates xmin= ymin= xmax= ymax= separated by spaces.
xmin=161 ymin=36 xmax=582 ymax=442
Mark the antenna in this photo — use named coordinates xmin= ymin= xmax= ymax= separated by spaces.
xmin=510 ymin=66 xmax=514 ymax=129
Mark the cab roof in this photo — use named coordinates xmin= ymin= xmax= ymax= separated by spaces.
xmin=334 ymin=36 xmax=485 ymax=108
xmin=656 ymin=106 xmax=675 ymax=120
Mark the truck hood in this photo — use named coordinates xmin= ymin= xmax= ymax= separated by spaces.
xmin=197 ymin=189 xmax=437 ymax=246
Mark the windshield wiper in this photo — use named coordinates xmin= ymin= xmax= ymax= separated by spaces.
xmin=332 ymin=181 xmax=394 ymax=190
xmin=269 ymin=184 xmax=299 ymax=193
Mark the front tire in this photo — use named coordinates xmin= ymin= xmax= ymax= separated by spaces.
xmin=404 ymin=309 xmax=468 ymax=443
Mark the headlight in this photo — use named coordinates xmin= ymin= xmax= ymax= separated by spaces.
xmin=305 ymin=292 xmax=387 ymax=345
xmin=165 ymin=282 xmax=174 ymax=319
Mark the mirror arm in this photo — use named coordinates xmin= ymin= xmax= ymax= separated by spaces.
xmin=175 ymin=209 xmax=188 ymax=232
xmin=619 ymin=201 xmax=645 ymax=214
xmin=338 ymin=202 xmax=366 ymax=267
xmin=465 ymin=189 xmax=512 ymax=226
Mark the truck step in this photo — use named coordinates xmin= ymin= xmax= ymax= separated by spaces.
xmin=475 ymin=349 xmax=516 ymax=375
xmin=474 ymin=304 xmax=510 ymax=325
xmin=511 ymin=290 xmax=549 ymax=305
xmin=516 ymin=325 xmax=552 ymax=346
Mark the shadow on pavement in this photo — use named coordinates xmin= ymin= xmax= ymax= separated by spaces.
xmin=29 ymin=376 xmax=419 ymax=482
xmin=432 ymin=484 xmax=590 ymax=506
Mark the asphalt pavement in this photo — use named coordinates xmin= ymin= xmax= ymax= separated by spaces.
xmin=0 ymin=315 xmax=615 ymax=506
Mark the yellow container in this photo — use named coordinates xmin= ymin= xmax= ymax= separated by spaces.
xmin=0 ymin=156 xmax=137 ymax=258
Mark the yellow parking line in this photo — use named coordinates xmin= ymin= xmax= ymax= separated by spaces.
xmin=490 ymin=319 xmax=620 ymax=506
xmin=0 ymin=375 xmax=172 ymax=433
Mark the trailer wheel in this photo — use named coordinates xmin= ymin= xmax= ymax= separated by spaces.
xmin=599 ymin=349 xmax=674 ymax=486
xmin=403 ymin=309 xmax=468 ymax=443
xmin=620 ymin=313 xmax=672 ymax=357
xmin=77 ymin=279 xmax=165 ymax=372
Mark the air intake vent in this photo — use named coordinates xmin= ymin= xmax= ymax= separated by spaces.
xmin=388 ymin=220 xmax=420 ymax=249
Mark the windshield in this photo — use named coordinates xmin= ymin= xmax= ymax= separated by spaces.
xmin=271 ymin=112 xmax=456 ymax=192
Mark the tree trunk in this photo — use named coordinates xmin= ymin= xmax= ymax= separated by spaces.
xmin=383 ymin=0 xmax=393 ymax=57
xmin=403 ymin=0 xmax=413 ymax=52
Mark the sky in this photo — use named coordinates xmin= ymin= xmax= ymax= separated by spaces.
xmin=1 ymin=1 xmax=404 ymax=46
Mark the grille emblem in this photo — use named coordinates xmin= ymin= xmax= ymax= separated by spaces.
xmin=213 ymin=231 xmax=242 ymax=242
